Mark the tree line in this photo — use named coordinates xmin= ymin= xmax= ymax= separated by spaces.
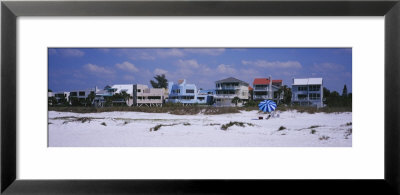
xmin=323 ymin=85 xmax=352 ymax=107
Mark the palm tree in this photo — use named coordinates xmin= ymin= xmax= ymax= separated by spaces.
xmin=120 ymin=91 xmax=131 ymax=101
xmin=277 ymin=85 xmax=292 ymax=104
xmin=231 ymin=96 xmax=241 ymax=107
xmin=86 ymin=91 xmax=96 ymax=106
xmin=342 ymin=84 xmax=348 ymax=97
xmin=150 ymin=74 xmax=168 ymax=88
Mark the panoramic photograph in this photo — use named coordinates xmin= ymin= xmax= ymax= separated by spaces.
xmin=48 ymin=48 xmax=352 ymax=147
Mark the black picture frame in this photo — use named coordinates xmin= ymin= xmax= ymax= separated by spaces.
xmin=2 ymin=0 xmax=400 ymax=194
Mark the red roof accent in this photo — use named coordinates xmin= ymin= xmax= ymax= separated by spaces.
xmin=253 ymin=78 xmax=269 ymax=85
xmin=253 ymin=78 xmax=283 ymax=85
xmin=272 ymin=80 xmax=282 ymax=83
xmin=248 ymin=86 xmax=253 ymax=91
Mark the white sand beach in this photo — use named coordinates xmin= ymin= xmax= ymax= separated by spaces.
xmin=48 ymin=110 xmax=352 ymax=147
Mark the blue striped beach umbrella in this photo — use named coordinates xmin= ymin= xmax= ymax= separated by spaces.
xmin=258 ymin=100 xmax=277 ymax=113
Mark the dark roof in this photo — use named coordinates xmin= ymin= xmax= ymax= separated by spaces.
xmin=215 ymin=77 xmax=249 ymax=86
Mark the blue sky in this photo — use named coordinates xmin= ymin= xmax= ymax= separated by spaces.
xmin=48 ymin=48 xmax=352 ymax=93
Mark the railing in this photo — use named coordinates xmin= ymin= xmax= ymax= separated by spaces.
xmin=254 ymin=87 xmax=269 ymax=91
xmin=214 ymin=94 xmax=236 ymax=98
xmin=216 ymin=86 xmax=240 ymax=90
xmin=167 ymin=99 xmax=198 ymax=103
xmin=292 ymin=98 xmax=322 ymax=101
xmin=253 ymin=95 xmax=269 ymax=100
xmin=136 ymin=99 xmax=163 ymax=103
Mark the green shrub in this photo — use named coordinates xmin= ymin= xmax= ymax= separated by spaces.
xmin=278 ymin=126 xmax=286 ymax=131
xmin=310 ymin=129 xmax=317 ymax=134
xmin=221 ymin=121 xmax=254 ymax=131
xmin=345 ymin=128 xmax=352 ymax=139
xmin=150 ymin=124 xmax=163 ymax=131
xmin=149 ymin=123 xmax=179 ymax=132
xmin=309 ymin=125 xmax=320 ymax=129
xmin=319 ymin=136 xmax=330 ymax=140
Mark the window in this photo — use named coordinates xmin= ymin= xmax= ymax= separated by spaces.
xmin=70 ymin=92 xmax=77 ymax=96
xmin=180 ymin=96 xmax=194 ymax=100
xmin=138 ymin=96 xmax=143 ymax=100
xmin=298 ymin=86 xmax=307 ymax=91
xmin=309 ymin=93 xmax=321 ymax=100
xmin=79 ymin=91 xmax=85 ymax=96
xmin=186 ymin=89 xmax=195 ymax=93
xmin=197 ymin=97 xmax=205 ymax=100
xmin=137 ymin=89 xmax=141 ymax=92
xmin=255 ymin=85 xmax=268 ymax=90
xmin=298 ymin=94 xmax=307 ymax=100
xmin=309 ymin=85 xmax=320 ymax=91
xmin=254 ymin=91 xmax=267 ymax=95
xmin=148 ymin=96 xmax=161 ymax=99
xmin=176 ymin=89 xmax=180 ymax=93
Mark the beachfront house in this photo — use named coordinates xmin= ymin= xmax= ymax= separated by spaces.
xmin=92 ymin=85 xmax=135 ymax=107
xmin=109 ymin=84 xmax=134 ymax=106
xmin=248 ymin=86 xmax=254 ymax=100
xmin=197 ymin=89 xmax=215 ymax=105
xmin=48 ymin=91 xmax=54 ymax=105
xmin=291 ymin=78 xmax=324 ymax=107
xmin=93 ymin=86 xmax=113 ymax=107
xmin=133 ymin=84 xmax=165 ymax=107
xmin=69 ymin=88 xmax=95 ymax=106
xmin=167 ymin=79 xmax=200 ymax=105
xmin=253 ymin=77 xmax=283 ymax=102
xmin=53 ymin=91 xmax=70 ymax=105
xmin=214 ymin=77 xmax=249 ymax=107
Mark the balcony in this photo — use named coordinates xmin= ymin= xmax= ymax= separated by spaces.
xmin=253 ymin=95 xmax=269 ymax=100
xmin=216 ymin=86 xmax=240 ymax=90
xmin=254 ymin=87 xmax=269 ymax=91
xmin=137 ymin=99 xmax=163 ymax=104
xmin=292 ymin=97 xmax=308 ymax=101
xmin=214 ymin=94 xmax=236 ymax=99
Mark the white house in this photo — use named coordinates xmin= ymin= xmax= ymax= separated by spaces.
xmin=214 ymin=77 xmax=249 ymax=107
xmin=100 ymin=84 xmax=135 ymax=106
xmin=291 ymin=78 xmax=324 ymax=107
xmin=53 ymin=91 xmax=70 ymax=104
xmin=133 ymin=84 xmax=165 ymax=107
xmin=252 ymin=77 xmax=283 ymax=102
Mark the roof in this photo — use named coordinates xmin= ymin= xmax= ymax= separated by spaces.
xmin=215 ymin=77 xmax=249 ymax=86
xmin=248 ymin=86 xmax=253 ymax=91
xmin=253 ymin=78 xmax=283 ymax=85
xmin=111 ymin=84 xmax=134 ymax=94
xmin=292 ymin=78 xmax=323 ymax=85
